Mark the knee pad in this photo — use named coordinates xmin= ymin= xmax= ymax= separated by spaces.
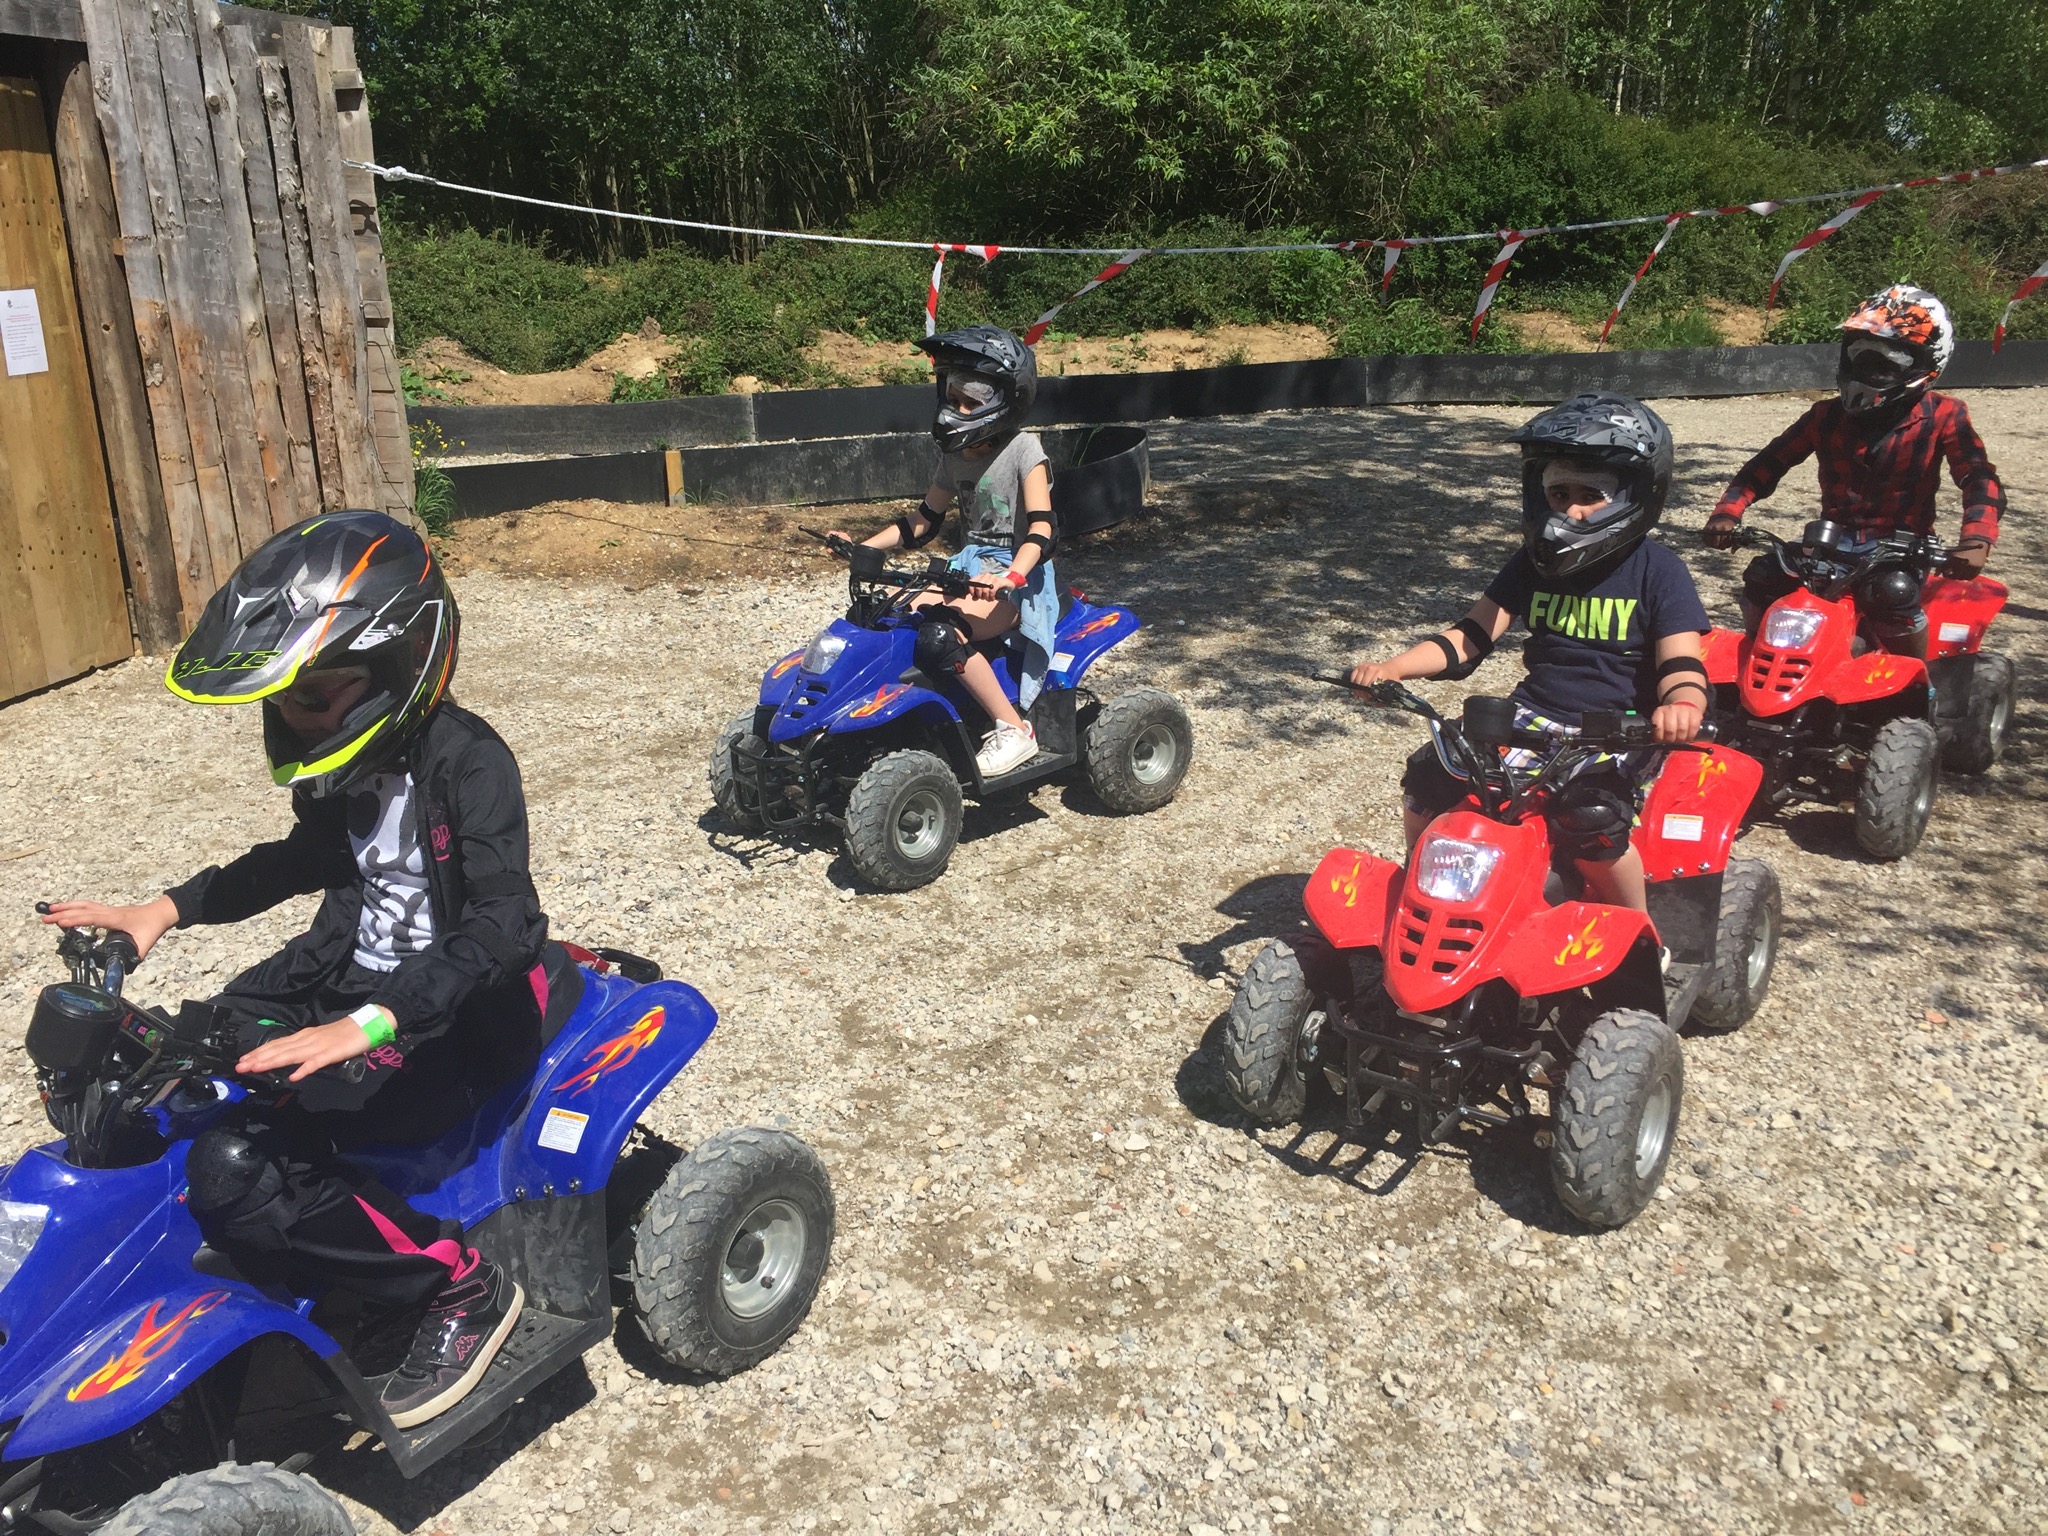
xmin=1741 ymin=554 xmax=1796 ymax=607
xmin=1861 ymin=567 xmax=1923 ymax=616
xmin=914 ymin=611 xmax=971 ymax=675
xmin=1552 ymin=782 xmax=1635 ymax=864
xmin=186 ymin=1124 xmax=283 ymax=1219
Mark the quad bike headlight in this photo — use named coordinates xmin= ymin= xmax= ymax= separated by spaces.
xmin=1414 ymin=836 xmax=1504 ymax=903
xmin=1761 ymin=608 xmax=1826 ymax=651
xmin=0 ymin=1200 xmax=49 ymax=1297
xmin=801 ymin=631 xmax=848 ymax=674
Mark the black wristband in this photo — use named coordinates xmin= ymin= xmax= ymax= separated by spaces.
xmin=1658 ymin=680 xmax=1709 ymax=704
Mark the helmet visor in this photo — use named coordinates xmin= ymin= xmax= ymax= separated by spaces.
xmin=1538 ymin=460 xmax=1622 ymax=518
xmin=942 ymin=372 xmax=1001 ymax=417
xmin=1842 ymin=337 xmax=1916 ymax=389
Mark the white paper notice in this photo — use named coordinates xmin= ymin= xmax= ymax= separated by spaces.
xmin=537 ymin=1106 xmax=589 ymax=1153
xmin=1 ymin=289 xmax=49 ymax=378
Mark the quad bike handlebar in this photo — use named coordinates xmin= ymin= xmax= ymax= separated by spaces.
xmin=1310 ymin=671 xmax=1713 ymax=824
xmin=799 ymin=524 xmax=974 ymax=623
xmin=1728 ymin=520 xmax=1950 ymax=596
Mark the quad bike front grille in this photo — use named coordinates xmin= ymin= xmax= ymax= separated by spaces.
xmin=1746 ymin=647 xmax=1812 ymax=696
xmin=1393 ymin=900 xmax=1486 ymax=976
xmin=780 ymin=678 xmax=832 ymax=723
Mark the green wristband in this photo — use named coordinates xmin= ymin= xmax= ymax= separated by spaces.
xmin=350 ymin=1005 xmax=397 ymax=1050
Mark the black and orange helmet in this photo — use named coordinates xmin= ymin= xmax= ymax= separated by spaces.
xmin=1838 ymin=285 xmax=1954 ymax=412
xmin=166 ymin=511 xmax=458 ymax=796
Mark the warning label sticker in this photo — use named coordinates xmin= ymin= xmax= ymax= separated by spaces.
xmin=538 ymin=1106 xmax=589 ymax=1154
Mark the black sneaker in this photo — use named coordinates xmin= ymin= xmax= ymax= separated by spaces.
xmin=379 ymin=1258 xmax=524 ymax=1430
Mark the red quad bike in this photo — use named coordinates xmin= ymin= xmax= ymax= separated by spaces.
xmin=1220 ymin=679 xmax=1780 ymax=1229
xmin=1703 ymin=520 xmax=2015 ymax=860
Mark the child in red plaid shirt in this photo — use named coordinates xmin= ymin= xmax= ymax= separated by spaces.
xmin=1702 ymin=285 xmax=2005 ymax=658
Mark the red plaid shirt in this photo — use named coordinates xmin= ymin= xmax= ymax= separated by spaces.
xmin=1713 ymin=391 xmax=2004 ymax=545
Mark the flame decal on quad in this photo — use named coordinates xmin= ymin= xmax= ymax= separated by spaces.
xmin=1070 ymin=613 xmax=1122 ymax=640
xmin=554 ymin=1006 xmax=665 ymax=1097
xmin=1692 ymin=753 xmax=1730 ymax=792
xmin=848 ymin=684 xmax=906 ymax=719
xmin=1328 ymin=854 xmax=1365 ymax=909
xmin=1554 ymin=919 xmax=1607 ymax=967
xmin=1860 ymin=656 xmax=1902 ymax=687
xmin=769 ymin=653 xmax=802 ymax=679
xmin=67 ymin=1291 xmax=230 ymax=1402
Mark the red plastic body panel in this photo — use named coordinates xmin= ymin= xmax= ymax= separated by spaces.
xmin=1304 ymin=847 xmax=1403 ymax=950
xmin=1739 ymin=590 xmax=1855 ymax=717
xmin=1701 ymin=627 xmax=1745 ymax=685
xmin=1380 ymin=811 xmax=1550 ymax=1017
xmin=1494 ymin=902 xmax=1657 ymax=1000
xmin=1633 ymin=744 xmax=1765 ymax=880
xmin=1923 ymin=574 xmax=2008 ymax=659
xmin=1823 ymin=649 xmax=1928 ymax=706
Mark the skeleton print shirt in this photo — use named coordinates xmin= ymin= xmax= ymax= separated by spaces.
xmin=347 ymin=771 xmax=436 ymax=972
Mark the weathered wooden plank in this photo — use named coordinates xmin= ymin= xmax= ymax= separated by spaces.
xmin=0 ymin=74 xmax=131 ymax=698
xmin=148 ymin=0 xmax=273 ymax=557
xmin=257 ymin=49 xmax=347 ymax=509
xmin=46 ymin=47 xmax=183 ymax=651
xmin=281 ymin=19 xmax=377 ymax=507
xmin=328 ymin=24 xmax=413 ymax=521
xmin=192 ymin=0 xmax=297 ymax=532
xmin=221 ymin=21 xmax=318 ymax=522
xmin=0 ymin=0 xmax=84 ymax=43
xmin=76 ymin=0 xmax=218 ymax=610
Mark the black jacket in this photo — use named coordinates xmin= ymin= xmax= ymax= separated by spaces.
xmin=165 ymin=703 xmax=548 ymax=1062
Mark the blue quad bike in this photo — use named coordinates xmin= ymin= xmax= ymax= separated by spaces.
xmin=712 ymin=531 xmax=1195 ymax=889
xmin=0 ymin=917 xmax=834 ymax=1533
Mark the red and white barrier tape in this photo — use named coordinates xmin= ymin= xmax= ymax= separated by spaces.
xmin=1766 ymin=189 xmax=1888 ymax=313
xmin=1994 ymin=257 xmax=2048 ymax=352
xmin=1599 ymin=213 xmax=1694 ymax=347
xmin=1470 ymin=231 xmax=1529 ymax=341
xmin=926 ymin=244 xmax=1000 ymax=336
xmin=1021 ymin=251 xmax=1150 ymax=345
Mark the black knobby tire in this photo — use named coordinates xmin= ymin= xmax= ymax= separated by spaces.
xmin=1221 ymin=937 xmax=1333 ymax=1127
xmin=1549 ymin=1009 xmax=1683 ymax=1229
xmin=1690 ymin=857 xmax=1780 ymax=1034
xmin=1083 ymin=688 xmax=1194 ymax=815
xmin=1942 ymin=652 xmax=2015 ymax=775
xmin=1854 ymin=717 xmax=1939 ymax=860
xmin=100 ymin=1464 xmax=353 ymax=1536
xmin=629 ymin=1128 xmax=835 ymax=1377
xmin=844 ymin=749 xmax=963 ymax=890
xmin=709 ymin=710 xmax=767 ymax=833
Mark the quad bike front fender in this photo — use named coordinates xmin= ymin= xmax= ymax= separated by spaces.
xmin=1821 ymin=650 xmax=1930 ymax=710
xmin=1 ymin=1284 xmax=338 ymax=1460
xmin=822 ymin=683 xmax=959 ymax=735
xmin=1924 ymin=574 xmax=2007 ymax=659
xmin=758 ymin=650 xmax=805 ymax=708
xmin=1494 ymin=902 xmax=1660 ymax=1005
xmin=1049 ymin=604 xmax=1138 ymax=686
xmin=1701 ymin=627 xmax=1746 ymax=686
xmin=1635 ymin=745 xmax=1765 ymax=880
xmin=1303 ymin=847 xmax=1403 ymax=950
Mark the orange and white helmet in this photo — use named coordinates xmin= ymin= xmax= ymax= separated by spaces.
xmin=1837 ymin=285 xmax=1954 ymax=412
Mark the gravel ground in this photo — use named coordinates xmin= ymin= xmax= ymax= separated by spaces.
xmin=3 ymin=389 xmax=2045 ymax=1536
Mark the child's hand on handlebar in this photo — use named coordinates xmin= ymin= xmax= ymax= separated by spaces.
xmin=1347 ymin=660 xmax=1400 ymax=693
xmin=1941 ymin=538 xmax=1990 ymax=578
xmin=1650 ymin=698 xmax=1705 ymax=744
xmin=1701 ymin=513 xmax=1742 ymax=549
xmin=37 ymin=894 xmax=178 ymax=959
xmin=236 ymin=1017 xmax=375 ymax=1082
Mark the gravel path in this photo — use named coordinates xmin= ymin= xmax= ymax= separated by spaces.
xmin=2 ymin=389 xmax=2043 ymax=1536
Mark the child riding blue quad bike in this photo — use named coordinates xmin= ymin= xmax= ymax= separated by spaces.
xmin=1 ymin=513 xmax=833 ymax=1530
xmin=711 ymin=326 xmax=1194 ymax=890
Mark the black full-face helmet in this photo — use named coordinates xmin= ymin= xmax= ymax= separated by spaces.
xmin=1507 ymin=392 xmax=1674 ymax=581
xmin=917 ymin=324 xmax=1038 ymax=453
xmin=166 ymin=510 xmax=458 ymax=797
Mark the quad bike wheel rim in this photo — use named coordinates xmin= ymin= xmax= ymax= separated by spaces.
xmin=1912 ymin=766 xmax=1934 ymax=828
xmin=722 ymin=1198 xmax=808 ymax=1321
xmin=1128 ymin=722 xmax=1180 ymax=786
xmin=1745 ymin=904 xmax=1777 ymax=992
xmin=893 ymin=789 xmax=948 ymax=861
xmin=1988 ymin=687 xmax=2011 ymax=747
xmin=1634 ymin=1076 xmax=1675 ymax=1181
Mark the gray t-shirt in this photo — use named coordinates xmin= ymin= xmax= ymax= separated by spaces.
xmin=347 ymin=771 xmax=436 ymax=973
xmin=935 ymin=431 xmax=1051 ymax=547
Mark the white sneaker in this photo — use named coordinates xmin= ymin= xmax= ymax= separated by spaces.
xmin=977 ymin=721 xmax=1037 ymax=776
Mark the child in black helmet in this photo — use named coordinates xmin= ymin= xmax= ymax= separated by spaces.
xmin=832 ymin=324 xmax=1058 ymax=778
xmin=41 ymin=510 xmax=542 ymax=1430
xmin=1348 ymin=393 xmax=1710 ymax=914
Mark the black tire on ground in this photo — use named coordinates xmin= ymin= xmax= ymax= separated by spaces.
xmin=1942 ymin=652 xmax=2015 ymax=775
xmin=709 ymin=710 xmax=767 ymax=833
xmin=1854 ymin=717 xmax=1939 ymax=860
xmin=1549 ymin=1009 xmax=1683 ymax=1229
xmin=1221 ymin=937 xmax=1331 ymax=1127
xmin=100 ymin=1464 xmax=353 ymax=1536
xmin=1690 ymin=857 xmax=1780 ymax=1034
xmin=1083 ymin=688 xmax=1194 ymax=814
xmin=630 ymin=1128 xmax=835 ymax=1377
xmin=844 ymin=749 xmax=962 ymax=890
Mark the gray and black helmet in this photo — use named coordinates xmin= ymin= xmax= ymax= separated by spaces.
xmin=1507 ymin=392 xmax=1674 ymax=581
xmin=917 ymin=324 xmax=1038 ymax=453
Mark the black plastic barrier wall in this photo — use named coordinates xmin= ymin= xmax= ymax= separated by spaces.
xmin=432 ymin=338 xmax=2048 ymax=518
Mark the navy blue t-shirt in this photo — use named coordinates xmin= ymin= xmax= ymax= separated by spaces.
xmin=1482 ymin=540 xmax=1710 ymax=722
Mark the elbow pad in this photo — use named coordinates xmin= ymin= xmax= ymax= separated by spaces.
xmin=896 ymin=505 xmax=943 ymax=549
xmin=1432 ymin=618 xmax=1495 ymax=682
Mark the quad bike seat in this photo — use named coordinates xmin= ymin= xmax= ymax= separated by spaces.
xmin=536 ymin=941 xmax=587 ymax=1047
